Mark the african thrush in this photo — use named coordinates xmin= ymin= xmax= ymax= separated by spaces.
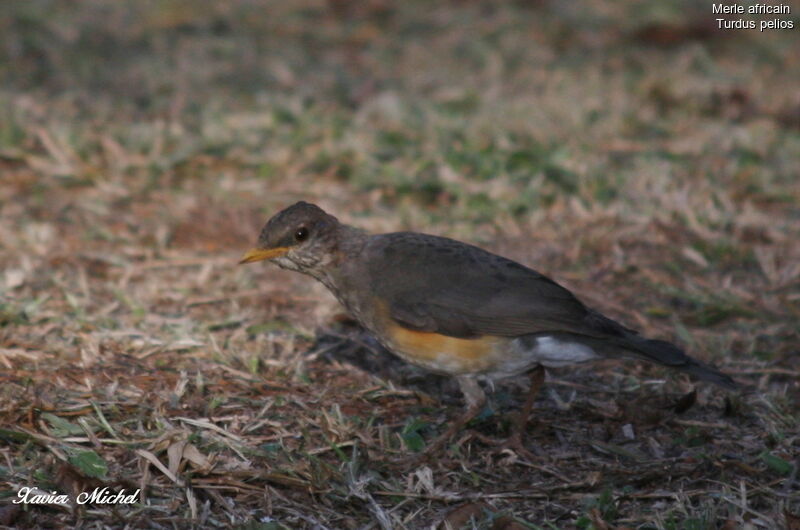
xmin=240 ymin=202 xmax=735 ymax=455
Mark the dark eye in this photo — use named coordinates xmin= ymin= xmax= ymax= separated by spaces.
xmin=294 ymin=227 xmax=309 ymax=242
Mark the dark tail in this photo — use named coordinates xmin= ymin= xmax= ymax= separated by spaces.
xmin=581 ymin=309 xmax=737 ymax=389
xmin=620 ymin=335 xmax=737 ymax=389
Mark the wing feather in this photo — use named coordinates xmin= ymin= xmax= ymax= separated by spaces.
xmin=366 ymin=233 xmax=615 ymax=339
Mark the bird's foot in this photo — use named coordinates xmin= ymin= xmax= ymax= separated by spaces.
xmin=468 ymin=431 xmax=538 ymax=461
xmin=384 ymin=440 xmax=448 ymax=469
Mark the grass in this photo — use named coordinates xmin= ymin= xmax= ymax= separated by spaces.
xmin=1 ymin=0 xmax=799 ymax=528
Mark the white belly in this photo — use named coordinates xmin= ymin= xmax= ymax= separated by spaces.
xmin=526 ymin=336 xmax=599 ymax=367
xmin=489 ymin=335 xmax=599 ymax=378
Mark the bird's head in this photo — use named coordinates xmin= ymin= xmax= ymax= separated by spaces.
xmin=239 ymin=201 xmax=341 ymax=274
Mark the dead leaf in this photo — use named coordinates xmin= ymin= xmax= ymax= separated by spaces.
xmin=589 ymin=508 xmax=611 ymax=530
xmin=182 ymin=443 xmax=211 ymax=470
xmin=167 ymin=438 xmax=188 ymax=476
xmin=491 ymin=516 xmax=529 ymax=530
xmin=0 ymin=505 xmax=22 ymax=526
xmin=440 ymin=502 xmax=491 ymax=529
xmin=673 ymin=389 xmax=697 ymax=414
xmin=786 ymin=509 xmax=800 ymax=530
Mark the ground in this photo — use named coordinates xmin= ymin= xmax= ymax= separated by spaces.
xmin=0 ymin=1 xmax=798 ymax=528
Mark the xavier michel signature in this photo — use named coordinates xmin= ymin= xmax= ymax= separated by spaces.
xmin=13 ymin=487 xmax=140 ymax=505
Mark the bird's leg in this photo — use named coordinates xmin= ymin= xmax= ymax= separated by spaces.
xmin=417 ymin=376 xmax=486 ymax=458
xmin=506 ymin=365 xmax=545 ymax=455
xmin=469 ymin=365 xmax=545 ymax=460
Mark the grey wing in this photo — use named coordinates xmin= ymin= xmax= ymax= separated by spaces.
xmin=367 ymin=233 xmax=627 ymax=339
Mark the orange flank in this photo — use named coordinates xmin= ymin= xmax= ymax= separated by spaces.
xmin=385 ymin=325 xmax=505 ymax=374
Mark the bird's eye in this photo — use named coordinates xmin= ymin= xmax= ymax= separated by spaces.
xmin=294 ymin=227 xmax=309 ymax=242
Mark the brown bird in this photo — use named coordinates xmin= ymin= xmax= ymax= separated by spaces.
xmin=240 ymin=202 xmax=735 ymax=455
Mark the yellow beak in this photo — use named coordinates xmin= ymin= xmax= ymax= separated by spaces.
xmin=238 ymin=247 xmax=290 ymax=264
